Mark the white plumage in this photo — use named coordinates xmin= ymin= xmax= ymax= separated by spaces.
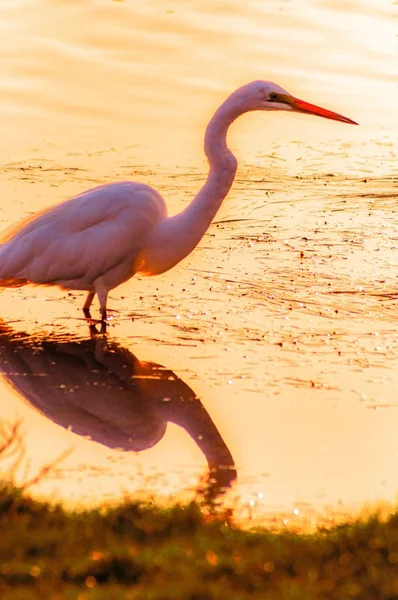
xmin=0 ymin=182 xmax=166 ymax=316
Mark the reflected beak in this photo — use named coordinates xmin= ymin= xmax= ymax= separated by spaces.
xmin=289 ymin=96 xmax=358 ymax=125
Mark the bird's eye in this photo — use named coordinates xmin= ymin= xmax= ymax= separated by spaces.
xmin=269 ymin=93 xmax=279 ymax=102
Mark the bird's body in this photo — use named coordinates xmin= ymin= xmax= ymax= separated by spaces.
xmin=0 ymin=81 xmax=356 ymax=321
xmin=0 ymin=181 xmax=166 ymax=289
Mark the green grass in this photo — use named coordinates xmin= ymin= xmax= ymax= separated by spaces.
xmin=0 ymin=485 xmax=397 ymax=599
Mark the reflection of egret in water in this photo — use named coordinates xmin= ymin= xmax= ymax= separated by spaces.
xmin=0 ymin=324 xmax=236 ymax=501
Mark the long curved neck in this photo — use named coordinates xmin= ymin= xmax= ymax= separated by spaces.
xmin=136 ymin=94 xmax=245 ymax=276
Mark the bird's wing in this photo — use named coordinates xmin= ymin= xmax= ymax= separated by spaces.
xmin=0 ymin=182 xmax=167 ymax=288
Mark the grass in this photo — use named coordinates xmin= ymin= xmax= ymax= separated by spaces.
xmin=0 ymin=484 xmax=397 ymax=600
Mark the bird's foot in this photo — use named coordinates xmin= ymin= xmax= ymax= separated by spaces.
xmin=89 ymin=322 xmax=107 ymax=336
xmin=82 ymin=308 xmax=107 ymax=334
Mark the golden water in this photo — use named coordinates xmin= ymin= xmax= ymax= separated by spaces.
xmin=0 ymin=0 xmax=397 ymax=526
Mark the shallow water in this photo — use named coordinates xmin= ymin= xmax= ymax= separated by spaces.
xmin=0 ymin=0 xmax=397 ymax=527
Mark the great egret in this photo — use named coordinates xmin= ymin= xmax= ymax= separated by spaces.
xmin=0 ymin=81 xmax=357 ymax=321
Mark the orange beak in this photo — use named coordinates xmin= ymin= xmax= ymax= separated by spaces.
xmin=289 ymin=96 xmax=358 ymax=125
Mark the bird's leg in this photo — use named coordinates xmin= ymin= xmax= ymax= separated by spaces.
xmin=83 ymin=291 xmax=95 ymax=319
xmin=94 ymin=279 xmax=108 ymax=322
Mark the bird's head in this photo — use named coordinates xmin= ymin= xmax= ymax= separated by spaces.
xmin=233 ymin=80 xmax=358 ymax=125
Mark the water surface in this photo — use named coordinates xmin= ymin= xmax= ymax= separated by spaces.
xmin=0 ymin=0 xmax=397 ymax=527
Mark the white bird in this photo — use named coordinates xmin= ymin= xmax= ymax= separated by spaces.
xmin=0 ymin=81 xmax=357 ymax=322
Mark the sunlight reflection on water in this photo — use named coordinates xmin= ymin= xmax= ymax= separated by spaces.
xmin=0 ymin=0 xmax=397 ymax=527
